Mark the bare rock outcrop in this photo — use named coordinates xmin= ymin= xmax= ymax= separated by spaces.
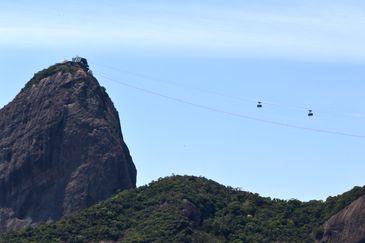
xmin=0 ymin=61 xmax=137 ymax=232
xmin=320 ymin=195 xmax=365 ymax=243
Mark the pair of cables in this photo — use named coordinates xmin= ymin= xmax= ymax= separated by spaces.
xmin=93 ymin=64 xmax=365 ymax=139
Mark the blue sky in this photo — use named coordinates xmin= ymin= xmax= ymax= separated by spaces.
xmin=1 ymin=0 xmax=365 ymax=201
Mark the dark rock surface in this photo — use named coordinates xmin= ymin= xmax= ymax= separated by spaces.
xmin=181 ymin=198 xmax=201 ymax=227
xmin=0 ymin=62 xmax=136 ymax=232
xmin=320 ymin=195 xmax=365 ymax=243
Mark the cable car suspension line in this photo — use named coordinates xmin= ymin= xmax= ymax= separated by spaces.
xmin=96 ymin=73 xmax=365 ymax=139
xmin=95 ymin=63 xmax=363 ymax=120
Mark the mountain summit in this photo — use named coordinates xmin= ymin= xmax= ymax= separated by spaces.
xmin=0 ymin=60 xmax=137 ymax=232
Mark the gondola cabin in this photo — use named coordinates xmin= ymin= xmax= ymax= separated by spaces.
xmin=72 ymin=56 xmax=89 ymax=70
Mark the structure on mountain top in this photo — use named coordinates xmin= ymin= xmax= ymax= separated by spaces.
xmin=72 ymin=56 xmax=89 ymax=70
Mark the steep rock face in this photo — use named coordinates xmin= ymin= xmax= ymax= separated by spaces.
xmin=320 ymin=195 xmax=365 ymax=243
xmin=0 ymin=62 xmax=137 ymax=232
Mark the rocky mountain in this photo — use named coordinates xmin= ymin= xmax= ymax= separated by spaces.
xmin=1 ymin=176 xmax=364 ymax=243
xmin=0 ymin=61 xmax=137 ymax=232
xmin=320 ymin=195 xmax=365 ymax=243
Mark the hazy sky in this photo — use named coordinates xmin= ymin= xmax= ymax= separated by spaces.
xmin=1 ymin=0 xmax=365 ymax=201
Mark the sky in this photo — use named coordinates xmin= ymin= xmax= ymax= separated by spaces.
xmin=1 ymin=0 xmax=365 ymax=201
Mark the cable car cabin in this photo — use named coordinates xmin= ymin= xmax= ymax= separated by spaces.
xmin=308 ymin=110 xmax=314 ymax=116
xmin=257 ymin=101 xmax=262 ymax=108
xmin=72 ymin=56 xmax=89 ymax=70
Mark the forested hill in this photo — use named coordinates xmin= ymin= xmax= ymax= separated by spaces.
xmin=1 ymin=175 xmax=365 ymax=243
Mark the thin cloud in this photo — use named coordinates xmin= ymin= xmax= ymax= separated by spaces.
xmin=1 ymin=2 xmax=365 ymax=62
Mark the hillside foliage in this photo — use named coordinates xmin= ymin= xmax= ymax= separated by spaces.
xmin=21 ymin=62 xmax=80 ymax=92
xmin=1 ymin=175 xmax=364 ymax=243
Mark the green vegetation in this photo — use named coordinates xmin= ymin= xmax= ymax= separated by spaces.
xmin=21 ymin=62 xmax=80 ymax=92
xmin=1 ymin=175 xmax=364 ymax=243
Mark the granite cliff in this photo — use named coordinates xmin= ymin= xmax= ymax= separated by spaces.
xmin=320 ymin=195 xmax=365 ymax=243
xmin=0 ymin=60 xmax=136 ymax=232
